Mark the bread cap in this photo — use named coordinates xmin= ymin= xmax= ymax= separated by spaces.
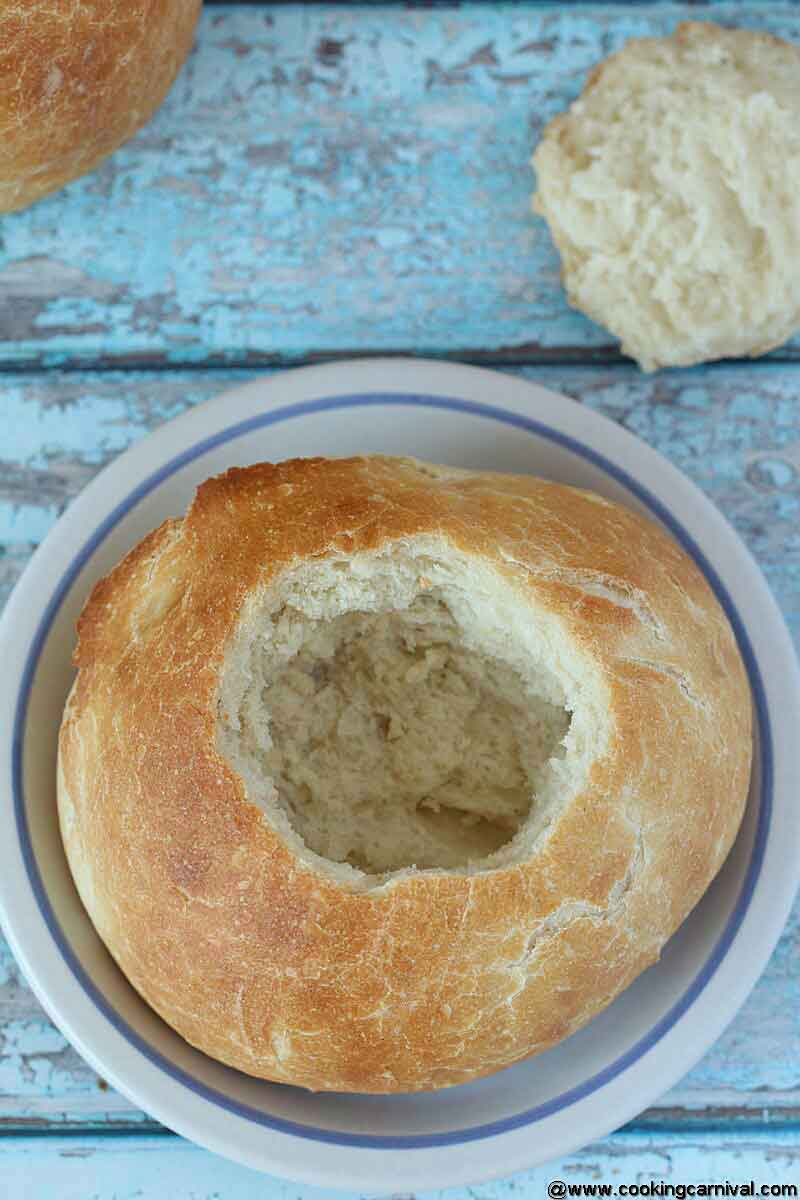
xmin=0 ymin=0 xmax=201 ymax=212
xmin=532 ymin=22 xmax=800 ymax=370
xmin=58 ymin=456 xmax=752 ymax=1092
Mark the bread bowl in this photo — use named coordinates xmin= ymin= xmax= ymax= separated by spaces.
xmin=57 ymin=455 xmax=752 ymax=1093
xmin=0 ymin=0 xmax=201 ymax=212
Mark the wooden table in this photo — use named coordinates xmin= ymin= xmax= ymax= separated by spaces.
xmin=2 ymin=3 xmax=798 ymax=1194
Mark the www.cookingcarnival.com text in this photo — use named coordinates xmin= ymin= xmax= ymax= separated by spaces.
xmin=546 ymin=1183 xmax=797 ymax=1198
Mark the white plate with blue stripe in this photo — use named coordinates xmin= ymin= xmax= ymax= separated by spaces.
xmin=1 ymin=359 xmax=798 ymax=1191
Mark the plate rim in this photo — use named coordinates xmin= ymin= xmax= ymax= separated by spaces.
xmin=1 ymin=358 xmax=798 ymax=1188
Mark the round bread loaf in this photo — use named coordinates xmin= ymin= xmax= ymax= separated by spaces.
xmin=532 ymin=22 xmax=800 ymax=370
xmin=58 ymin=456 xmax=752 ymax=1092
xmin=0 ymin=0 xmax=201 ymax=213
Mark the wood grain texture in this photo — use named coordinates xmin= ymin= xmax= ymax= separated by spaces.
xmin=2 ymin=365 xmax=798 ymax=640
xmin=3 ymin=2 xmax=800 ymax=367
xmin=2 ymin=1129 xmax=799 ymax=1195
xmin=0 ymin=364 xmax=798 ymax=1133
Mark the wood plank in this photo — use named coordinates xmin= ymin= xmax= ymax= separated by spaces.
xmin=3 ymin=3 xmax=800 ymax=367
xmin=3 ymin=364 xmax=798 ymax=642
xmin=1 ymin=1128 xmax=799 ymax=1195
xmin=0 ymin=362 xmax=798 ymax=1131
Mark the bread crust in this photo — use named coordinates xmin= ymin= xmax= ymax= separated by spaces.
xmin=58 ymin=456 xmax=752 ymax=1092
xmin=0 ymin=0 xmax=201 ymax=212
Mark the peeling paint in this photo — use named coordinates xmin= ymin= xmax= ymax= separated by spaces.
xmin=0 ymin=5 xmax=800 ymax=365
xmin=1 ymin=1129 xmax=799 ymax=1196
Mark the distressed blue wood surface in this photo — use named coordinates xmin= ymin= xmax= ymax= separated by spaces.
xmin=3 ymin=2 xmax=800 ymax=368
xmin=2 ymin=1128 xmax=799 ymax=1195
xmin=2 ymin=366 xmax=798 ymax=642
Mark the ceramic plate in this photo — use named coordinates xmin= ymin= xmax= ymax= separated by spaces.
xmin=1 ymin=359 xmax=798 ymax=1192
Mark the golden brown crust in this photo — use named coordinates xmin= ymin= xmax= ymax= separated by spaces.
xmin=58 ymin=456 xmax=752 ymax=1092
xmin=0 ymin=0 xmax=201 ymax=212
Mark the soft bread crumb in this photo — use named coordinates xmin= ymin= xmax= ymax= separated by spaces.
xmin=216 ymin=539 xmax=603 ymax=888
xmin=223 ymin=597 xmax=569 ymax=874
xmin=532 ymin=22 xmax=800 ymax=370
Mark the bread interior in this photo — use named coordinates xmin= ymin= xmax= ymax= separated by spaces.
xmin=531 ymin=25 xmax=800 ymax=369
xmin=217 ymin=541 xmax=605 ymax=889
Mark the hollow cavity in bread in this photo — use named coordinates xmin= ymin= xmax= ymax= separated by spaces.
xmin=216 ymin=542 xmax=601 ymax=886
